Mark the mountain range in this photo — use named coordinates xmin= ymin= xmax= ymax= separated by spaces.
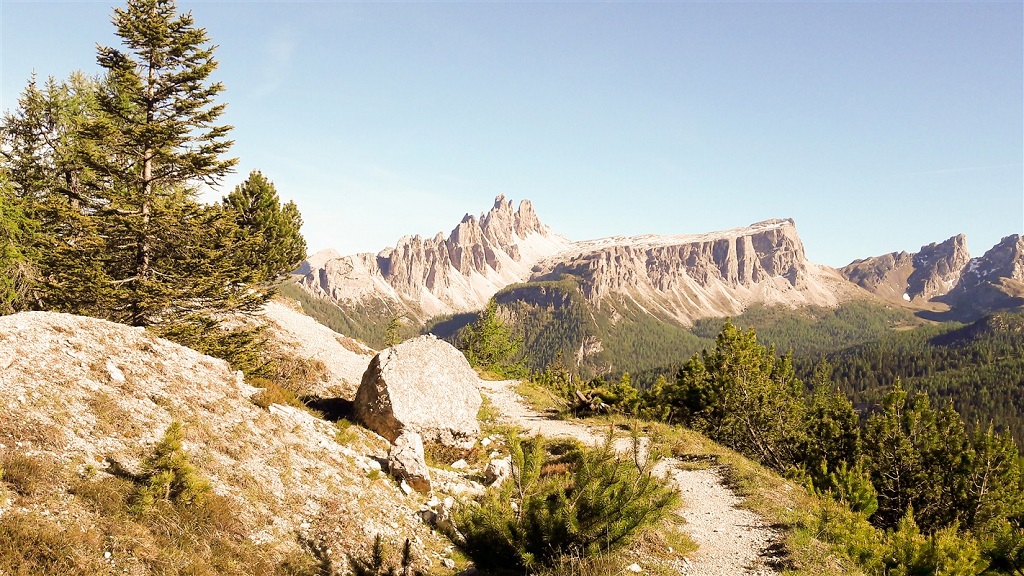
xmin=296 ymin=196 xmax=1022 ymax=346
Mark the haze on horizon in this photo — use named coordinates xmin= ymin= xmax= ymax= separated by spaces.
xmin=1 ymin=1 xmax=1021 ymax=267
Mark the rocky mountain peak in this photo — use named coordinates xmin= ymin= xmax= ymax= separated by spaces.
xmin=840 ymin=234 xmax=971 ymax=304
xmin=298 ymin=197 xmax=572 ymax=321
xmin=907 ymin=234 xmax=971 ymax=300
xmin=957 ymin=234 xmax=1024 ymax=290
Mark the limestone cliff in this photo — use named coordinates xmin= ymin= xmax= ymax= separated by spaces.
xmin=530 ymin=219 xmax=856 ymax=325
xmin=940 ymin=234 xmax=1024 ymax=316
xmin=298 ymin=196 xmax=572 ymax=321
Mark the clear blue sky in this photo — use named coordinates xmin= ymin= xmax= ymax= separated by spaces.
xmin=2 ymin=1 xmax=1021 ymax=267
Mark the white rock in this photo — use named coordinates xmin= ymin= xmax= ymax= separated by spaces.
xmin=105 ymin=360 xmax=125 ymax=383
xmin=450 ymin=459 xmax=468 ymax=470
xmin=626 ymin=563 xmax=642 ymax=573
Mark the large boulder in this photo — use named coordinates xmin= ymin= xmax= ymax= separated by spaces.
xmin=354 ymin=335 xmax=482 ymax=447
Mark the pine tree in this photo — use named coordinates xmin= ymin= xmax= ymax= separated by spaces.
xmin=665 ymin=319 xmax=807 ymax=471
xmin=0 ymin=177 xmax=35 ymax=314
xmin=0 ymin=73 xmax=110 ymax=314
xmin=863 ymin=382 xmax=969 ymax=532
xmin=222 ymin=170 xmax=306 ymax=288
xmin=459 ymin=301 xmax=524 ymax=376
xmin=82 ymin=0 xmax=237 ymax=327
xmin=134 ymin=421 xmax=210 ymax=510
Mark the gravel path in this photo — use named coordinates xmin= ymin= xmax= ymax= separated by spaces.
xmin=477 ymin=379 xmax=781 ymax=576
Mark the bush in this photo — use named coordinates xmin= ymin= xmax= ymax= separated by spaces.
xmin=455 ymin=432 xmax=677 ymax=571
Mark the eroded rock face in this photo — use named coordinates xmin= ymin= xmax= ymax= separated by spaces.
xmin=841 ymin=235 xmax=971 ymax=303
xmin=389 ymin=431 xmax=431 ymax=493
xmin=840 ymin=234 xmax=1024 ymax=308
xmin=298 ymin=196 xmax=573 ymax=321
xmin=529 ymin=219 xmax=850 ymax=325
xmin=907 ymin=235 xmax=971 ymax=300
xmin=354 ymin=335 xmax=482 ymax=447
xmin=956 ymin=234 xmax=1024 ymax=290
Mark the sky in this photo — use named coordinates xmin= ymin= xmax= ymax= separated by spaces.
xmin=1 ymin=1 xmax=1021 ymax=267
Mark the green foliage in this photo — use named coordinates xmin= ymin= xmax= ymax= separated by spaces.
xmin=812 ymin=311 xmax=1024 ymax=447
xmin=661 ymin=320 xmax=807 ymax=471
xmin=692 ymin=300 xmax=919 ymax=357
xmin=493 ymin=278 xmax=709 ymax=379
xmin=223 ymin=170 xmax=307 ymax=288
xmin=0 ymin=0 xmax=309 ymax=378
xmin=133 ymin=421 xmax=210 ymax=511
xmin=455 ymin=432 xmax=678 ymax=571
xmin=883 ymin=511 xmax=987 ymax=576
xmin=384 ymin=317 xmax=402 ymax=347
xmin=278 ymin=280 xmax=391 ymax=348
xmin=806 ymin=460 xmax=879 ymax=516
xmin=0 ymin=178 xmax=35 ymax=314
xmin=459 ymin=300 xmax=525 ymax=377
xmin=349 ymin=534 xmax=423 ymax=576
xmin=82 ymin=0 xmax=239 ymax=327
xmin=801 ymin=362 xmax=863 ymax=490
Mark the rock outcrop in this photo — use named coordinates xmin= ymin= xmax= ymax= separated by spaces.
xmin=354 ymin=335 xmax=482 ymax=447
xmin=939 ymin=234 xmax=1024 ymax=316
xmin=955 ymin=234 xmax=1024 ymax=291
xmin=530 ymin=219 xmax=855 ymax=325
xmin=389 ymin=431 xmax=431 ymax=493
xmin=298 ymin=195 xmax=573 ymax=322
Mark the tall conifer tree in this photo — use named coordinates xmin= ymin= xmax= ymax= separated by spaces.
xmin=83 ymin=0 xmax=236 ymax=326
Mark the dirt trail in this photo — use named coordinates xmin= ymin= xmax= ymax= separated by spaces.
xmin=477 ymin=379 xmax=780 ymax=576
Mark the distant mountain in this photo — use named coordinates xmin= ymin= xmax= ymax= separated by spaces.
xmin=840 ymin=233 xmax=1024 ymax=320
xmin=297 ymin=195 xmax=572 ymax=327
xmin=292 ymin=196 xmax=1020 ymax=367
xmin=529 ymin=218 xmax=860 ymax=326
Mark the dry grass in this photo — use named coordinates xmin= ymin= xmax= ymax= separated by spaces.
xmin=335 ymin=335 xmax=372 ymax=356
xmin=514 ymin=380 xmax=568 ymax=414
xmin=9 ymin=467 xmax=320 ymax=576
xmin=1 ymin=452 xmax=61 ymax=496
xmin=88 ymin=392 xmax=142 ymax=437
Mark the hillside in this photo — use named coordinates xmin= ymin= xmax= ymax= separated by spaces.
xmin=816 ymin=310 xmax=1024 ymax=447
xmin=294 ymin=196 xmax=1022 ymax=365
xmin=0 ymin=311 xmax=461 ymax=574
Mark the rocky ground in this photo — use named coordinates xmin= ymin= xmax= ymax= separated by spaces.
xmin=477 ymin=378 xmax=781 ymax=576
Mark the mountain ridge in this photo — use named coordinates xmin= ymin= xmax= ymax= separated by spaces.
xmin=294 ymin=196 xmax=1023 ymax=350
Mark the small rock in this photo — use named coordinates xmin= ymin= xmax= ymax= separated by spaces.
xmin=105 ymin=360 xmax=125 ymax=383
xmin=480 ymin=437 xmax=492 ymax=447
xmin=389 ymin=431 xmax=431 ymax=493
xmin=400 ymin=480 xmax=413 ymax=495
xmin=103 ymin=551 xmax=111 ymax=559
xmin=484 ymin=458 xmax=512 ymax=486
xmin=626 ymin=563 xmax=642 ymax=573
xmin=367 ymin=459 xmax=382 ymax=472
xmin=442 ymin=558 xmax=456 ymax=569
xmin=450 ymin=459 xmax=468 ymax=470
